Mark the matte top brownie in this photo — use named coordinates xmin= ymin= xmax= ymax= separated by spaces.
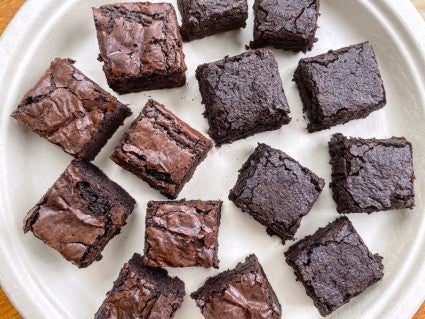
xmin=11 ymin=58 xmax=131 ymax=161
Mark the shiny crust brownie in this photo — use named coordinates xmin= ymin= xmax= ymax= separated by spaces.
xmin=177 ymin=0 xmax=248 ymax=41
xmin=196 ymin=49 xmax=291 ymax=145
xmin=285 ymin=217 xmax=384 ymax=316
xmin=229 ymin=143 xmax=324 ymax=243
xmin=95 ymin=253 xmax=185 ymax=319
xmin=23 ymin=160 xmax=135 ymax=268
xmin=329 ymin=133 xmax=415 ymax=214
xmin=143 ymin=200 xmax=222 ymax=268
xmin=92 ymin=2 xmax=187 ymax=94
xmin=250 ymin=0 xmax=320 ymax=52
xmin=191 ymin=254 xmax=281 ymax=319
xmin=110 ymin=99 xmax=212 ymax=199
xmin=293 ymin=42 xmax=386 ymax=132
xmin=11 ymin=58 xmax=131 ymax=161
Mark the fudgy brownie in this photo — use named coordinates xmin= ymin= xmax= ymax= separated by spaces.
xmin=11 ymin=58 xmax=131 ymax=161
xmin=251 ymin=0 xmax=320 ymax=52
xmin=229 ymin=143 xmax=324 ymax=243
xmin=285 ymin=217 xmax=384 ymax=316
xmin=177 ymin=0 xmax=248 ymax=41
xmin=329 ymin=133 xmax=415 ymax=214
xmin=143 ymin=200 xmax=222 ymax=268
xmin=110 ymin=99 xmax=212 ymax=199
xmin=95 ymin=253 xmax=185 ymax=319
xmin=93 ymin=2 xmax=187 ymax=94
xmin=293 ymin=42 xmax=386 ymax=132
xmin=196 ymin=49 xmax=291 ymax=145
xmin=23 ymin=160 xmax=135 ymax=268
xmin=191 ymin=254 xmax=281 ymax=319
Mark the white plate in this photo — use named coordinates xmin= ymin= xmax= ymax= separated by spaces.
xmin=1 ymin=0 xmax=425 ymax=318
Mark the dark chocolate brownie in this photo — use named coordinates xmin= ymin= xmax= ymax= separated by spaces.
xmin=95 ymin=253 xmax=185 ymax=319
xmin=285 ymin=217 xmax=384 ymax=316
xmin=143 ymin=200 xmax=222 ymax=268
xmin=250 ymin=0 xmax=320 ymax=52
xmin=191 ymin=254 xmax=281 ymax=319
xmin=23 ymin=160 xmax=135 ymax=268
xmin=329 ymin=133 xmax=415 ymax=214
xmin=177 ymin=0 xmax=248 ymax=41
xmin=229 ymin=143 xmax=324 ymax=243
xmin=110 ymin=99 xmax=212 ymax=199
xmin=196 ymin=49 xmax=291 ymax=145
xmin=93 ymin=2 xmax=187 ymax=94
xmin=11 ymin=58 xmax=131 ymax=161
xmin=293 ymin=42 xmax=386 ymax=132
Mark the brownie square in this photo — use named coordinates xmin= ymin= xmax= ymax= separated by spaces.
xmin=229 ymin=143 xmax=324 ymax=242
xmin=95 ymin=253 xmax=185 ymax=319
xmin=329 ymin=133 xmax=415 ymax=214
xmin=251 ymin=0 xmax=320 ymax=52
xmin=93 ymin=2 xmax=187 ymax=94
xmin=11 ymin=58 xmax=132 ymax=161
xmin=191 ymin=254 xmax=281 ymax=319
xmin=293 ymin=42 xmax=386 ymax=132
xmin=177 ymin=0 xmax=248 ymax=41
xmin=285 ymin=217 xmax=384 ymax=316
xmin=111 ymin=99 xmax=212 ymax=199
xmin=196 ymin=49 xmax=291 ymax=145
xmin=23 ymin=160 xmax=135 ymax=268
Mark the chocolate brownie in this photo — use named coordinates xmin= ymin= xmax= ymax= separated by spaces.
xmin=229 ymin=143 xmax=324 ymax=243
xmin=93 ymin=2 xmax=187 ymax=94
xmin=250 ymin=0 xmax=320 ymax=52
xmin=11 ymin=58 xmax=131 ymax=161
xmin=329 ymin=133 xmax=415 ymax=214
xmin=293 ymin=42 xmax=386 ymax=132
xmin=143 ymin=200 xmax=222 ymax=268
xmin=196 ymin=49 xmax=291 ymax=145
xmin=177 ymin=0 xmax=248 ymax=41
xmin=285 ymin=217 xmax=384 ymax=316
xmin=110 ymin=99 xmax=212 ymax=199
xmin=95 ymin=253 xmax=185 ymax=319
xmin=23 ymin=160 xmax=135 ymax=268
xmin=191 ymin=254 xmax=281 ymax=319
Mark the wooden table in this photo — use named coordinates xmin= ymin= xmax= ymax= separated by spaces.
xmin=1 ymin=0 xmax=425 ymax=318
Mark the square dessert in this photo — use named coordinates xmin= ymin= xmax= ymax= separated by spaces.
xmin=110 ymin=99 xmax=212 ymax=199
xmin=11 ymin=58 xmax=132 ymax=161
xmin=329 ymin=133 xmax=415 ymax=214
xmin=143 ymin=200 xmax=222 ymax=268
xmin=229 ymin=143 xmax=324 ymax=243
xmin=177 ymin=0 xmax=248 ymax=41
xmin=23 ymin=160 xmax=135 ymax=268
xmin=293 ymin=42 xmax=386 ymax=132
xmin=196 ymin=49 xmax=291 ymax=145
xmin=93 ymin=2 xmax=187 ymax=94
xmin=251 ymin=0 xmax=320 ymax=52
xmin=285 ymin=217 xmax=384 ymax=316
xmin=95 ymin=253 xmax=185 ymax=319
xmin=191 ymin=254 xmax=281 ymax=319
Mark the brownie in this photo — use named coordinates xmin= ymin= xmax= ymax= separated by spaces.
xmin=191 ymin=254 xmax=281 ymax=319
xmin=177 ymin=0 xmax=248 ymax=41
xmin=110 ymin=99 xmax=212 ymax=199
xmin=229 ymin=143 xmax=324 ymax=242
xmin=196 ymin=49 xmax=291 ymax=145
xmin=23 ymin=160 xmax=135 ymax=268
xmin=93 ymin=2 xmax=187 ymax=94
xmin=11 ymin=58 xmax=132 ymax=161
xmin=293 ymin=42 xmax=386 ymax=132
xmin=285 ymin=217 xmax=384 ymax=316
xmin=250 ymin=0 xmax=320 ymax=52
xmin=329 ymin=133 xmax=415 ymax=214
xmin=95 ymin=253 xmax=185 ymax=319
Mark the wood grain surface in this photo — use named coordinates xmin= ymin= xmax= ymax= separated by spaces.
xmin=0 ymin=0 xmax=425 ymax=318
